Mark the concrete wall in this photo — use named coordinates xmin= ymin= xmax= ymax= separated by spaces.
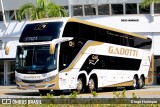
xmin=0 ymin=0 xmax=143 ymax=11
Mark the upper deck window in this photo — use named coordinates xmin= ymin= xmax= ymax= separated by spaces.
xmin=19 ymin=22 xmax=63 ymax=42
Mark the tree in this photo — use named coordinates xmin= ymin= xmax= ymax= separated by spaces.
xmin=141 ymin=0 xmax=160 ymax=8
xmin=17 ymin=0 xmax=67 ymax=21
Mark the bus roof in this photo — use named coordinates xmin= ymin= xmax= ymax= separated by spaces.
xmin=31 ymin=17 xmax=147 ymax=39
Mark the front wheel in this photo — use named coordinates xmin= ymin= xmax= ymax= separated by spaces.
xmin=39 ymin=90 xmax=50 ymax=96
xmin=88 ymin=78 xmax=97 ymax=92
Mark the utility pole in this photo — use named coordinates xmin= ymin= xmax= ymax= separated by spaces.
xmin=0 ymin=0 xmax=7 ymax=26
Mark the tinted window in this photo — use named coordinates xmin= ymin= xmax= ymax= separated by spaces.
xmin=126 ymin=3 xmax=137 ymax=14
xmin=84 ymin=5 xmax=96 ymax=15
xmin=73 ymin=5 xmax=83 ymax=16
xmin=19 ymin=22 xmax=63 ymax=42
xmin=80 ymin=54 xmax=141 ymax=74
xmin=134 ymin=38 xmax=152 ymax=49
xmin=95 ymin=28 xmax=108 ymax=42
xmin=154 ymin=3 xmax=160 ymax=14
xmin=80 ymin=24 xmax=95 ymax=40
xmin=98 ymin=4 xmax=109 ymax=15
xmin=59 ymin=38 xmax=87 ymax=71
xmin=139 ymin=5 xmax=150 ymax=14
xmin=111 ymin=4 xmax=123 ymax=14
xmin=63 ymin=22 xmax=80 ymax=38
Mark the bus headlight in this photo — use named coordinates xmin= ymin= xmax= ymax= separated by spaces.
xmin=43 ymin=75 xmax=56 ymax=82
xmin=16 ymin=77 xmax=22 ymax=82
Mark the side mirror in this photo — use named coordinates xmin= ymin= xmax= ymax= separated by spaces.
xmin=5 ymin=43 xmax=10 ymax=55
xmin=50 ymin=42 xmax=55 ymax=54
xmin=5 ymin=41 xmax=18 ymax=55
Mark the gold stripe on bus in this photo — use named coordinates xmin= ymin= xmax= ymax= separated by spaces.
xmin=145 ymin=55 xmax=154 ymax=85
xmin=68 ymin=18 xmax=147 ymax=39
xmin=60 ymin=41 xmax=104 ymax=73
xmin=104 ymin=81 xmax=133 ymax=87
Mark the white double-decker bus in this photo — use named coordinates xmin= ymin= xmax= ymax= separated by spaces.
xmin=5 ymin=18 xmax=154 ymax=95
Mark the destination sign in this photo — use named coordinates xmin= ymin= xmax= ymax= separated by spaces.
xmin=19 ymin=22 xmax=63 ymax=42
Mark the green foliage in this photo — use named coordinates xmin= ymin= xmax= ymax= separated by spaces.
xmin=60 ymin=94 xmax=65 ymax=98
xmin=141 ymin=0 xmax=160 ymax=8
xmin=91 ymin=91 xmax=98 ymax=98
xmin=68 ymin=91 xmax=78 ymax=99
xmin=17 ymin=0 xmax=68 ymax=21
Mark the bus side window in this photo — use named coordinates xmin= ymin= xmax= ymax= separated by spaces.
xmin=102 ymin=60 xmax=106 ymax=68
xmin=59 ymin=51 xmax=73 ymax=71
xmin=120 ymin=36 xmax=127 ymax=46
xmin=128 ymin=37 xmax=134 ymax=47
xmin=63 ymin=22 xmax=80 ymax=38
xmin=79 ymin=24 xmax=95 ymax=40
xmin=95 ymin=28 xmax=108 ymax=42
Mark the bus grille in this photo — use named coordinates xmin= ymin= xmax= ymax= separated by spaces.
xmin=22 ymin=79 xmax=43 ymax=83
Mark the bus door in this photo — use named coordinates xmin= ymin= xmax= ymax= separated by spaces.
xmin=59 ymin=50 xmax=71 ymax=89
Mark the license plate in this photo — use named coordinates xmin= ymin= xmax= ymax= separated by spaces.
xmin=28 ymin=85 xmax=35 ymax=89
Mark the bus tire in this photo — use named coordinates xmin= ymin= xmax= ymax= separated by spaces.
xmin=88 ymin=77 xmax=97 ymax=92
xmin=139 ymin=76 xmax=145 ymax=89
xmin=77 ymin=77 xmax=84 ymax=93
xmin=53 ymin=90 xmax=63 ymax=96
xmin=132 ymin=76 xmax=139 ymax=89
xmin=39 ymin=90 xmax=50 ymax=96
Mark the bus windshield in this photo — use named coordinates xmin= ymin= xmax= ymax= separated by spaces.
xmin=16 ymin=45 xmax=57 ymax=74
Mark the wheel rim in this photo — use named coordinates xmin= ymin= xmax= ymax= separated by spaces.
xmin=77 ymin=79 xmax=82 ymax=92
xmin=139 ymin=78 xmax=144 ymax=88
xmin=89 ymin=79 xmax=95 ymax=91
xmin=133 ymin=78 xmax=137 ymax=88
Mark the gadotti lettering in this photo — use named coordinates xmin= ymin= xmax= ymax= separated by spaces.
xmin=108 ymin=46 xmax=138 ymax=57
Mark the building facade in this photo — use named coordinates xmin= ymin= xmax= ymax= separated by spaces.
xmin=0 ymin=0 xmax=160 ymax=85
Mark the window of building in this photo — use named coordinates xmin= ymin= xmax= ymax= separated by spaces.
xmin=84 ymin=5 xmax=96 ymax=15
xmin=62 ymin=6 xmax=69 ymax=16
xmin=0 ymin=60 xmax=4 ymax=85
xmin=98 ymin=4 xmax=109 ymax=15
xmin=139 ymin=5 xmax=150 ymax=14
xmin=154 ymin=3 xmax=160 ymax=14
xmin=126 ymin=3 xmax=137 ymax=14
xmin=0 ymin=11 xmax=3 ymax=21
xmin=73 ymin=5 xmax=83 ymax=16
xmin=5 ymin=10 xmax=15 ymax=21
xmin=111 ymin=4 xmax=123 ymax=14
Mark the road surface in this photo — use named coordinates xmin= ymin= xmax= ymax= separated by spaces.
xmin=0 ymin=85 xmax=160 ymax=98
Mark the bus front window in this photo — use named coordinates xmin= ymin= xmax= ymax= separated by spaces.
xmin=16 ymin=45 xmax=57 ymax=74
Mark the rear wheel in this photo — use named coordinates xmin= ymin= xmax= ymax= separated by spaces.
xmin=126 ymin=76 xmax=139 ymax=90
xmin=88 ymin=78 xmax=97 ymax=92
xmin=132 ymin=76 xmax=139 ymax=89
xmin=39 ymin=90 xmax=50 ymax=96
xmin=139 ymin=76 xmax=145 ymax=89
xmin=77 ymin=78 xmax=84 ymax=93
